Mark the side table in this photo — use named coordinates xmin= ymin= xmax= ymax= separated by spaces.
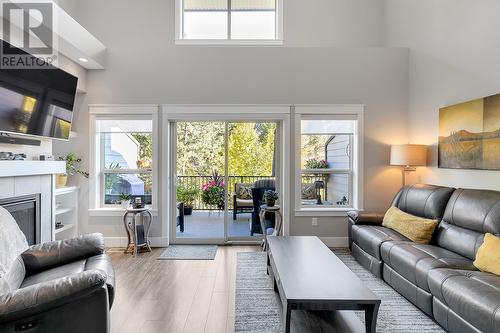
xmin=259 ymin=204 xmax=283 ymax=250
xmin=123 ymin=207 xmax=153 ymax=256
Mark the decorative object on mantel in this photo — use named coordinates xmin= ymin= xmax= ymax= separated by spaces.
xmin=390 ymin=144 xmax=427 ymax=186
xmin=56 ymin=153 xmax=89 ymax=188
xmin=119 ymin=193 xmax=131 ymax=209
xmin=0 ymin=152 xmax=26 ymax=160
xmin=439 ymin=93 xmax=500 ymax=170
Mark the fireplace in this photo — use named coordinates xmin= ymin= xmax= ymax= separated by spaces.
xmin=0 ymin=194 xmax=41 ymax=245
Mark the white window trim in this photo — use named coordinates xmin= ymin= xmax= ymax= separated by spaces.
xmin=294 ymin=104 xmax=364 ymax=216
xmin=88 ymin=105 xmax=159 ymax=215
xmin=174 ymin=0 xmax=284 ymax=46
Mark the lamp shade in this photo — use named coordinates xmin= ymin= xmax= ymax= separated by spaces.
xmin=390 ymin=144 xmax=427 ymax=166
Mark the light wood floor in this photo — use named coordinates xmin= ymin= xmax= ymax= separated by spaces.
xmin=108 ymin=245 xmax=260 ymax=333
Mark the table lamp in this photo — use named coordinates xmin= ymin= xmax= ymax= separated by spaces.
xmin=390 ymin=144 xmax=427 ymax=185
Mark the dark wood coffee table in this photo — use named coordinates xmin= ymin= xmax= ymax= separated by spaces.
xmin=267 ymin=236 xmax=381 ymax=333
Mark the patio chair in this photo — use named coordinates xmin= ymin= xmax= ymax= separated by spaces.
xmin=250 ymin=179 xmax=276 ymax=236
xmin=233 ymin=182 xmax=254 ymax=220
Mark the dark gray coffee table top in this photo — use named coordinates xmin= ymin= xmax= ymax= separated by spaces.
xmin=267 ymin=236 xmax=379 ymax=303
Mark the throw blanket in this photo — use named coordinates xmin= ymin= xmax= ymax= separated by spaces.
xmin=0 ymin=206 xmax=28 ymax=278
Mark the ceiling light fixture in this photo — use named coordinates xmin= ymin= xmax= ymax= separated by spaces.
xmin=78 ymin=57 xmax=89 ymax=63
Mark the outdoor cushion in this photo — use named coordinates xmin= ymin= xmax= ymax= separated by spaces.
xmin=382 ymin=207 xmax=438 ymax=244
xmin=235 ymin=183 xmax=253 ymax=199
xmin=381 ymin=241 xmax=475 ymax=292
xmin=428 ymin=268 xmax=500 ymax=333
xmin=351 ymin=225 xmax=410 ymax=260
xmin=236 ymin=198 xmax=254 ymax=207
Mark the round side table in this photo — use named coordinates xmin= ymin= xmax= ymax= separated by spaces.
xmin=123 ymin=207 xmax=153 ymax=256
xmin=259 ymin=204 xmax=283 ymax=250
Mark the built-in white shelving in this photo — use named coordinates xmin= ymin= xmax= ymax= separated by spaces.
xmin=53 ymin=186 xmax=79 ymax=241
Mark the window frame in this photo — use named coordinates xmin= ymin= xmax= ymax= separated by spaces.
xmin=294 ymin=105 xmax=364 ymax=217
xmin=174 ymin=0 xmax=284 ymax=45
xmin=88 ymin=106 xmax=159 ymax=216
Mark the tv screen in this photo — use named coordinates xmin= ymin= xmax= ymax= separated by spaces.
xmin=0 ymin=41 xmax=78 ymax=140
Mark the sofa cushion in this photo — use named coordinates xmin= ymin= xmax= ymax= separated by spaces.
xmin=382 ymin=207 xmax=438 ymax=244
xmin=436 ymin=188 xmax=500 ymax=260
xmin=236 ymin=198 xmax=254 ymax=207
xmin=21 ymin=260 xmax=86 ymax=288
xmin=351 ymin=225 xmax=409 ymax=260
xmin=428 ymin=268 xmax=500 ymax=333
xmin=392 ymin=184 xmax=455 ymax=220
xmin=381 ymin=241 xmax=475 ymax=292
xmin=474 ymin=233 xmax=500 ymax=275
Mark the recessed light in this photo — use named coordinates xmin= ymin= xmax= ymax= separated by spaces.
xmin=78 ymin=57 xmax=88 ymax=63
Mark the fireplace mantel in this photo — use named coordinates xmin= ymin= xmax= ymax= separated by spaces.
xmin=0 ymin=161 xmax=66 ymax=177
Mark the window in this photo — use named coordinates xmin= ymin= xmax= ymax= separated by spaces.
xmin=295 ymin=108 xmax=363 ymax=214
xmin=175 ymin=0 xmax=283 ymax=44
xmin=92 ymin=117 xmax=155 ymax=209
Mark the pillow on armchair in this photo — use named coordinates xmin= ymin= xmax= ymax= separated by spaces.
xmin=235 ymin=183 xmax=253 ymax=199
xmin=0 ymin=206 xmax=28 ymax=277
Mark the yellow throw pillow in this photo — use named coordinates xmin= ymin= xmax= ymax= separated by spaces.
xmin=474 ymin=233 xmax=500 ymax=276
xmin=382 ymin=206 xmax=438 ymax=244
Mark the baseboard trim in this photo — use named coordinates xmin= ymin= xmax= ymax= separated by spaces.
xmin=320 ymin=237 xmax=349 ymax=248
xmin=104 ymin=237 xmax=168 ymax=248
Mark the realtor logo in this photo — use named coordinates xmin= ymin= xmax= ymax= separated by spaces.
xmin=1 ymin=1 xmax=58 ymax=68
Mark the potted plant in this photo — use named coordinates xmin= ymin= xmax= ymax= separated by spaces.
xmin=201 ymin=171 xmax=225 ymax=210
xmin=119 ymin=193 xmax=132 ymax=209
xmin=305 ymin=159 xmax=328 ymax=169
xmin=176 ymin=185 xmax=199 ymax=215
xmin=263 ymin=190 xmax=279 ymax=207
xmin=57 ymin=153 xmax=89 ymax=188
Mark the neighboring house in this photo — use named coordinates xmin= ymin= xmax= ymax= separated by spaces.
xmin=325 ymin=135 xmax=350 ymax=205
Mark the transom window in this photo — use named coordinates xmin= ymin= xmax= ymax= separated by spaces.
xmin=176 ymin=0 xmax=283 ymax=44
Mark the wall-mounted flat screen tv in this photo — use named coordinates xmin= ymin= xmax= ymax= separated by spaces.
xmin=0 ymin=40 xmax=78 ymax=140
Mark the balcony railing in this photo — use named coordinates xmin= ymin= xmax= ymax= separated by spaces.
xmin=178 ymin=175 xmax=275 ymax=210
xmin=177 ymin=174 xmax=330 ymax=210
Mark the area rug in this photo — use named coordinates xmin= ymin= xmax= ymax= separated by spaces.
xmin=157 ymin=245 xmax=218 ymax=260
xmin=234 ymin=249 xmax=445 ymax=333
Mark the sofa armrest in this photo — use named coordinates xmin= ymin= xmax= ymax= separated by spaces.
xmin=22 ymin=233 xmax=105 ymax=276
xmin=0 ymin=270 xmax=107 ymax=323
xmin=347 ymin=211 xmax=385 ymax=225
xmin=85 ymin=254 xmax=116 ymax=308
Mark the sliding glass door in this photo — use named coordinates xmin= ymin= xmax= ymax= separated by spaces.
xmin=172 ymin=120 xmax=279 ymax=244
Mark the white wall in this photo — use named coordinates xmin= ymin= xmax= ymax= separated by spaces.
xmin=54 ymin=0 xmax=409 ymax=245
xmin=384 ymin=0 xmax=500 ymax=191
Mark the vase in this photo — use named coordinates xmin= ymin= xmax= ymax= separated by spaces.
xmin=121 ymin=200 xmax=130 ymax=209
xmin=266 ymin=199 xmax=275 ymax=207
xmin=56 ymin=174 xmax=68 ymax=188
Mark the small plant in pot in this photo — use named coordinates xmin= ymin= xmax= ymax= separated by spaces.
xmin=263 ymin=190 xmax=279 ymax=207
xmin=177 ymin=185 xmax=199 ymax=215
xmin=119 ymin=193 xmax=132 ymax=209
xmin=56 ymin=153 xmax=89 ymax=188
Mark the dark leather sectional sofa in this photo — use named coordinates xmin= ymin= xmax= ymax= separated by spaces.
xmin=348 ymin=184 xmax=500 ymax=333
xmin=0 ymin=233 xmax=115 ymax=333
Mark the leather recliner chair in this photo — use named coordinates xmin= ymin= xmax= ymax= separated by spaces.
xmin=0 ymin=233 xmax=115 ymax=333
xmin=348 ymin=184 xmax=500 ymax=333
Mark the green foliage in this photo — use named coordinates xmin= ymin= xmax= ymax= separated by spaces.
xmin=176 ymin=184 xmax=199 ymax=207
xmin=131 ymin=133 xmax=152 ymax=168
xmin=105 ymin=162 xmax=121 ymax=194
xmin=58 ymin=153 xmax=89 ymax=178
xmin=176 ymin=122 xmax=276 ymax=177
